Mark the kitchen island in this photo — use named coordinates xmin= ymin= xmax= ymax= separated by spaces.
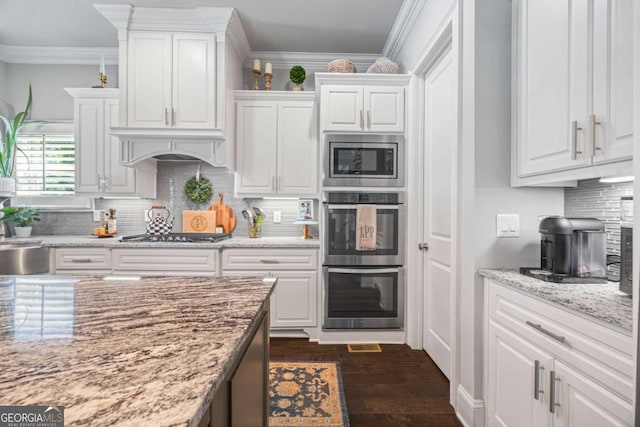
xmin=0 ymin=274 xmax=275 ymax=426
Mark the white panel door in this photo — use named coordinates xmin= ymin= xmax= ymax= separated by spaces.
xmin=422 ymin=49 xmax=456 ymax=379
xmin=236 ymin=101 xmax=278 ymax=195
xmin=277 ymin=101 xmax=318 ymax=196
xmin=488 ymin=322 xmax=553 ymax=427
xmin=74 ymin=98 xmax=103 ymax=193
xmin=103 ymin=98 xmax=135 ymax=194
xmin=270 ymin=271 xmax=317 ymax=329
xmin=320 ymin=85 xmax=363 ymax=132
xmin=553 ymin=360 xmax=633 ymax=427
xmin=172 ymin=33 xmax=216 ymax=129
xmin=364 ymin=86 xmax=404 ymax=133
xmin=515 ymin=0 xmax=590 ymax=176
xmin=592 ymin=0 xmax=633 ymax=164
xmin=127 ymin=32 xmax=172 ymax=128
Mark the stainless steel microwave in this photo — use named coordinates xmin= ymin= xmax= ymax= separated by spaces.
xmin=323 ymin=134 xmax=405 ymax=187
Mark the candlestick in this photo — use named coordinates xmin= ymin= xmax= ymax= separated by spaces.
xmin=100 ymin=55 xmax=105 ymax=75
xmin=253 ymin=58 xmax=261 ymax=72
xmin=99 ymin=72 xmax=107 ymax=88
xmin=265 ymin=62 xmax=272 ymax=75
xmin=264 ymin=72 xmax=272 ymax=91
xmin=253 ymin=70 xmax=261 ymax=90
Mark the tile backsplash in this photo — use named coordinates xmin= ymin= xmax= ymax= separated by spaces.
xmin=28 ymin=161 xmax=318 ymax=238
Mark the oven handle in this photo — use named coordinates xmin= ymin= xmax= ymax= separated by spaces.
xmin=327 ymin=267 xmax=401 ymax=274
xmin=326 ymin=205 xmax=400 ymax=210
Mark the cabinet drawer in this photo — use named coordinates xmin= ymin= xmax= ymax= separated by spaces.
xmin=487 ymin=280 xmax=634 ymax=402
xmin=112 ymin=248 xmax=218 ymax=275
xmin=55 ymin=248 xmax=112 ymax=271
xmin=222 ymin=249 xmax=317 ymax=271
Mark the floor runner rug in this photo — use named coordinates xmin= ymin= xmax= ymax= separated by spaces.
xmin=269 ymin=361 xmax=350 ymax=426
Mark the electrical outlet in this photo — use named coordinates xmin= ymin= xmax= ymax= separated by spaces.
xmin=93 ymin=210 xmax=104 ymax=222
xmin=144 ymin=209 xmax=151 ymax=222
xmin=496 ymin=214 xmax=520 ymax=238
xmin=273 ymin=211 xmax=282 ymax=224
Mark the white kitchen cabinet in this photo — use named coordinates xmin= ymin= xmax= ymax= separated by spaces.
xmin=222 ymin=248 xmax=318 ymax=330
xmin=320 ymin=85 xmax=404 ymax=133
xmin=54 ymin=248 xmax=112 ymax=274
xmin=484 ymin=280 xmax=634 ymax=426
xmin=512 ymin=0 xmax=633 ymax=185
xmin=112 ymin=248 xmax=218 ymax=276
xmin=65 ymin=88 xmax=156 ymax=198
xmin=128 ymin=31 xmax=216 ymax=129
xmin=235 ymin=92 xmax=317 ymax=197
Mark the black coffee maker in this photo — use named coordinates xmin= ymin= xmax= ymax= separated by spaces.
xmin=538 ymin=216 xmax=607 ymax=279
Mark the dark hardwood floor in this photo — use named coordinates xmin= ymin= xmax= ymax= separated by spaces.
xmin=270 ymin=338 xmax=463 ymax=427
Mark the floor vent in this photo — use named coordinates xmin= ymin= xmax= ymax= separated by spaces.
xmin=347 ymin=344 xmax=382 ymax=353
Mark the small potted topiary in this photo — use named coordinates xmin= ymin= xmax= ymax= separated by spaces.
xmin=0 ymin=206 xmax=40 ymax=237
xmin=289 ymin=65 xmax=306 ymax=91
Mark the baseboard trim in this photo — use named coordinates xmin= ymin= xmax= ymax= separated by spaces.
xmin=456 ymin=385 xmax=485 ymax=427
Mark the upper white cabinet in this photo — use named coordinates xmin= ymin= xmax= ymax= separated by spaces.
xmin=315 ymin=73 xmax=410 ymax=134
xmin=235 ymin=92 xmax=318 ymax=197
xmin=512 ymin=0 xmax=633 ymax=185
xmin=128 ymin=31 xmax=216 ymax=129
xmin=65 ymin=88 xmax=156 ymax=198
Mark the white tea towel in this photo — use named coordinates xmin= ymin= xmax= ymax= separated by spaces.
xmin=356 ymin=205 xmax=377 ymax=251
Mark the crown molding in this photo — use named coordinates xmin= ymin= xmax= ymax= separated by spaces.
xmin=382 ymin=0 xmax=428 ymax=61
xmin=224 ymin=9 xmax=251 ymax=61
xmin=94 ymin=4 xmax=132 ymax=39
xmin=64 ymin=88 xmax=119 ymax=99
xmin=314 ymin=72 xmax=411 ymax=88
xmin=0 ymin=44 xmax=118 ymax=65
xmin=233 ymin=90 xmax=316 ymax=102
xmin=244 ymin=51 xmax=380 ymax=72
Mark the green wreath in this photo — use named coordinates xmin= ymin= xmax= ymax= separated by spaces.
xmin=184 ymin=175 xmax=213 ymax=204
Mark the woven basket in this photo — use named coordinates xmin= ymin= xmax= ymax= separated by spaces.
xmin=367 ymin=57 xmax=400 ymax=74
xmin=326 ymin=59 xmax=357 ymax=73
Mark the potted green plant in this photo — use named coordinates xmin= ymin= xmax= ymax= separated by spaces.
xmin=289 ymin=65 xmax=306 ymax=91
xmin=0 ymin=84 xmax=36 ymax=197
xmin=0 ymin=206 xmax=40 ymax=237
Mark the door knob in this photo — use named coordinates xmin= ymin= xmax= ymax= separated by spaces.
xmin=418 ymin=243 xmax=429 ymax=251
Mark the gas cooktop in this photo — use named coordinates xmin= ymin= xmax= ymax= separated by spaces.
xmin=120 ymin=233 xmax=232 ymax=243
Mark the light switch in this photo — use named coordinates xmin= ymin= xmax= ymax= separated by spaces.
xmin=273 ymin=211 xmax=282 ymax=223
xmin=496 ymin=214 xmax=520 ymax=238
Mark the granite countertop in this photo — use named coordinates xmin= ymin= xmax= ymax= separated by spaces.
xmin=479 ymin=269 xmax=632 ymax=333
xmin=0 ymin=275 xmax=275 ymax=426
xmin=0 ymin=235 xmax=320 ymax=248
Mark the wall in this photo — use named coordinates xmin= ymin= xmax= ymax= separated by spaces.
xmin=5 ymin=63 xmax=118 ymax=120
xmin=29 ymin=161 xmax=315 ymax=239
xmin=0 ymin=60 xmax=9 ymax=116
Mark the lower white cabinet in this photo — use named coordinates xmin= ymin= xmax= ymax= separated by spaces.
xmin=112 ymin=248 xmax=218 ymax=276
xmin=484 ymin=280 xmax=633 ymax=427
xmin=222 ymin=248 xmax=318 ymax=329
xmin=54 ymin=248 xmax=112 ymax=274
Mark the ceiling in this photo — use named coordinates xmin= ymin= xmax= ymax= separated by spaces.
xmin=0 ymin=0 xmax=404 ymax=54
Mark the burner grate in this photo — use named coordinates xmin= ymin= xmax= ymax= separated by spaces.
xmin=120 ymin=233 xmax=232 ymax=243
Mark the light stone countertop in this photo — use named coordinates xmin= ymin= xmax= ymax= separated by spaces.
xmin=479 ymin=268 xmax=632 ymax=333
xmin=0 ymin=235 xmax=320 ymax=248
xmin=0 ymin=275 xmax=275 ymax=427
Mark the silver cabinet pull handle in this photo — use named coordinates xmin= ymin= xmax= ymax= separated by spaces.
xmin=360 ymin=110 xmax=364 ymax=129
xmin=571 ymin=120 xmax=582 ymax=160
xmin=418 ymin=243 xmax=429 ymax=251
xmin=589 ymin=114 xmax=602 ymax=154
xmin=260 ymin=259 xmax=279 ymax=264
xmin=549 ymin=370 xmax=560 ymax=413
xmin=534 ymin=360 xmax=544 ymax=400
xmin=165 ymin=108 xmax=169 ymax=126
xmin=367 ymin=110 xmax=371 ymax=129
xmin=70 ymin=259 xmax=93 ymax=263
xmin=526 ymin=321 xmax=566 ymax=344
xmin=172 ymin=108 xmax=176 ymax=127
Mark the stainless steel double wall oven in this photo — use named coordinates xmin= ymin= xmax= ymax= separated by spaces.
xmin=322 ymin=191 xmax=405 ymax=330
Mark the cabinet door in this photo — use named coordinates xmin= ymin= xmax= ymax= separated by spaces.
xmin=127 ymin=32 xmax=172 ymax=128
xmin=364 ymin=86 xmax=404 ymax=132
xmin=74 ymin=98 xmax=104 ymax=193
xmin=487 ymin=321 xmax=553 ymax=427
xmin=172 ymin=33 xmax=216 ymax=129
xmin=320 ymin=85 xmax=363 ymax=132
xmin=591 ymin=0 xmax=633 ymax=164
xmin=553 ymin=360 xmax=633 ymax=427
xmin=515 ymin=0 xmax=590 ymax=176
xmin=235 ymin=101 xmax=278 ymax=195
xmin=270 ymin=271 xmax=317 ymax=329
xmin=103 ymin=99 xmax=135 ymax=194
xmin=277 ymin=101 xmax=318 ymax=196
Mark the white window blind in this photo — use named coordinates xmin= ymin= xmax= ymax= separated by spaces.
xmin=15 ymin=133 xmax=75 ymax=196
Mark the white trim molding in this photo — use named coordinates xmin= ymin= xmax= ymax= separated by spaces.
xmin=382 ymin=0 xmax=428 ymax=61
xmin=456 ymin=385 xmax=485 ymax=427
xmin=0 ymin=44 xmax=118 ymax=65
xmin=224 ymin=9 xmax=251 ymax=61
xmin=244 ymin=51 xmax=380 ymax=73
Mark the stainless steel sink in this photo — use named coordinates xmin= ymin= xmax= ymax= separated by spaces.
xmin=0 ymin=243 xmax=49 ymax=275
